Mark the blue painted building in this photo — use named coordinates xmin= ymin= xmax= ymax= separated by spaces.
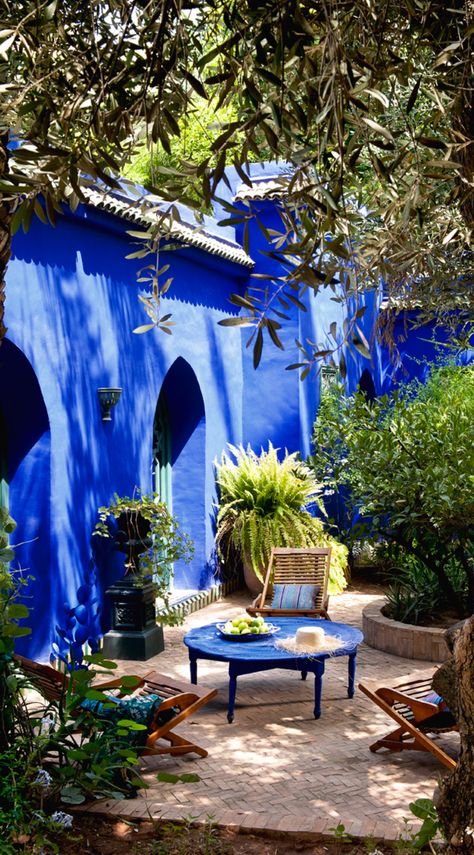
xmin=4 ymin=163 xmax=466 ymax=660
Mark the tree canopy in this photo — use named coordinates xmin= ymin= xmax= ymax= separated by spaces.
xmin=1 ymin=0 xmax=472 ymax=365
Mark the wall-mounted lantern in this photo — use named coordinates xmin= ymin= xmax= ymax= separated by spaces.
xmin=97 ymin=387 xmax=122 ymax=422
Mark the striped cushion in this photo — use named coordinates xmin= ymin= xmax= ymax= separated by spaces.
xmin=271 ymin=583 xmax=321 ymax=610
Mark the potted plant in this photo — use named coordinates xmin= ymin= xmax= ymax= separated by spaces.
xmin=215 ymin=444 xmax=348 ymax=596
xmin=94 ymin=490 xmax=193 ymax=659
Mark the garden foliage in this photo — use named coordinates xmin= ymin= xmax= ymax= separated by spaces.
xmin=215 ymin=443 xmax=348 ymax=593
xmin=0 ymin=509 xmax=155 ymax=850
xmin=1 ymin=2 xmax=472 ymax=366
xmin=312 ymin=364 xmax=474 ymax=618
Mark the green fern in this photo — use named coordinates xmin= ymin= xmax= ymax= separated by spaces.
xmin=215 ymin=444 xmax=348 ymax=592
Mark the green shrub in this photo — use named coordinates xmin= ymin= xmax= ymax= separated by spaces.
xmin=0 ymin=510 xmax=149 ymax=850
xmin=312 ymin=364 xmax=474 ymax=619
xmin=215 ymin=443 xmax=348 ymax=593
xmin=379 ymin=543 xmax=467 ymax=624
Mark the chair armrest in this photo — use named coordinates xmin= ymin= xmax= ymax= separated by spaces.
xmin=376 ymin=688 xmax=439 ymax=722
xmin=148 ymin=692 xmax=198 ymax=727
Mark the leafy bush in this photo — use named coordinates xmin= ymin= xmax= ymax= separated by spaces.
xmin=379 ymin=543 xmax=467 ymax=624
xmin=215 ymin=443 xmax=348 ymax=593
xmin=0 ymin=511 xmax=151 ymax=850
xmin=312 ymin=364 xmax=474 ymax=619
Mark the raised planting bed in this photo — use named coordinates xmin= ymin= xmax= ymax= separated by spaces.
xmin=362 ymin=598 xmax=450 ymax=661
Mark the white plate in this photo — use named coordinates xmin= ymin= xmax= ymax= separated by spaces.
xmin=216 ymin=623 xmax=280 ymax=641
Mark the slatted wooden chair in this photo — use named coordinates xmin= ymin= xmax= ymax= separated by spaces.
xmin=15 ymin=653 xmax=217 ymax=758
xmin=246 ymin=547 xmax=332 ymax=619
xmin=359 ymin=673 xmax=458 ymax=770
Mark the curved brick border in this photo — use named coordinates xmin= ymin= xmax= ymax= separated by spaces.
xmin=362 ymin=597 xmax=450 ymax=661
xmin=79 ymin=800 xmax=411 ymax=845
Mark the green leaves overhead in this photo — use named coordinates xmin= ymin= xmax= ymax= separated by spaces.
xmin=0 ymin=0 xmax=472 ymax=364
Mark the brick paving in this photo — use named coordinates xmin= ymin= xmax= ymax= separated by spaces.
xmin=88 ymin=588 xmax=459 ymax=843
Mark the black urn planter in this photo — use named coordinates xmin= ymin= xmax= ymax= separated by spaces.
xmin=102 ymin=508 xmax=165 ymax=660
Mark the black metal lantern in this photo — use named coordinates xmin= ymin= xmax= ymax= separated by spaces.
xmin=97 ymin=387 xmax=122 ymax=422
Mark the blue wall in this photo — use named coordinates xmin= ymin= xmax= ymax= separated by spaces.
xmin=6 ymin=170 xmax=471 ymax=661
xmin=7 ymin=202 xmax=251 ymax=659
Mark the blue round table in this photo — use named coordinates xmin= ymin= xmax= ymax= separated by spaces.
xmin=184 ymin=618 xmax=363 ymax=722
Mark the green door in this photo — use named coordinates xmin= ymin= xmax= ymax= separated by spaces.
xmin=152 ymin=394 xmax=172 ymax=591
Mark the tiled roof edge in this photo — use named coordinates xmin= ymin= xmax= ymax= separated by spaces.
xmin=83 ymin=188 xmax=254 ymax=269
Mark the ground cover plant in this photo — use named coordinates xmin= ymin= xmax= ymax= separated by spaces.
xmin=2 ymin=812 xmax=438 ymax=855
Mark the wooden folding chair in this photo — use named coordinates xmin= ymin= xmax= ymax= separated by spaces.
xmin=15 ymin=654 xmax=217 ymax=758
xmin=359 ymin=673 xmax=458 ymax=770
xmin=247 ymin=547 xmax=332 ymax=619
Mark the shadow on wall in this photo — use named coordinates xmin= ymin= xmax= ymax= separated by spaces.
xmin=0 ymin=339 xmax=51 ymax=659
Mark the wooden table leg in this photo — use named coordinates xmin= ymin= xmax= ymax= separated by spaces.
xmin=348 ymin=652 xmax=356 ymax=698
xmin=313 ymin=660 xmax=325 ymax=719
xmin=227 ymin=665 xmax=238 ymax=723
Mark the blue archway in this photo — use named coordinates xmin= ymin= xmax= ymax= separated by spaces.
xmin=155 ymin=358 xmax=206 ymax=591
xmin=0 ymin=339 xmax=51 ymax=656
xmin=358 ymin=369 xmax=376 ymax=402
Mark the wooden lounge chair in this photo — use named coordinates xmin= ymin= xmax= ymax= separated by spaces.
xmin=15 ymin=654 xmax=217 ymax=758
xmin=359 ymin=673 xmax=458 ymax=770
xmin=247 ymin=547 xmax=332 ymax=619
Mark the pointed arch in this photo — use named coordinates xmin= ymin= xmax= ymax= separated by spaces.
xmin=358 ymin=368 xmax=376 ymax=402
xmin=0 ymin=339 xmax=51 ymax=655
xmin=153 ymin=358 xmax=206 ymax=591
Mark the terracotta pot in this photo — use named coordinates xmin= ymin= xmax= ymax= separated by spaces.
xmin=243 ymin=558 xmax=264 ymax=597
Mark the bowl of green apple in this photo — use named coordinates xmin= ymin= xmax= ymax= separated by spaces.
xmin=216 ymin=615 xmax=280 ymax=641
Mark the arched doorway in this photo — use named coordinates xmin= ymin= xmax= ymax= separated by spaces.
xmin=153 ymin=358 xmax=206 ymax=592
xmin=0 ymin=339 xmax=51 ymax=657
xmin=153 ymin=393 xmax=172 ymax=509
xmin=358 ymin=369 xmax=376 ymax=402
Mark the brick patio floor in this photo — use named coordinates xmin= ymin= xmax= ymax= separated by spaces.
xmin=87 ymin=588 xmax=458 ymax=842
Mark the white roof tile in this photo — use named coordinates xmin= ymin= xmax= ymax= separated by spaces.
xmin=83 ymin=188 xmax=254 ymax=269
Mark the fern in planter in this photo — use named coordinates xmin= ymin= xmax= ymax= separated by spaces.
xmin=215 ymin=444 xmax=348 ymax=593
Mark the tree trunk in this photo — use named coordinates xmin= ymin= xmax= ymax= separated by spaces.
xmin=436 ymin=616 xmax=474 ymax=854
xmin=0 ymin=132 xmax=10 ymax=344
